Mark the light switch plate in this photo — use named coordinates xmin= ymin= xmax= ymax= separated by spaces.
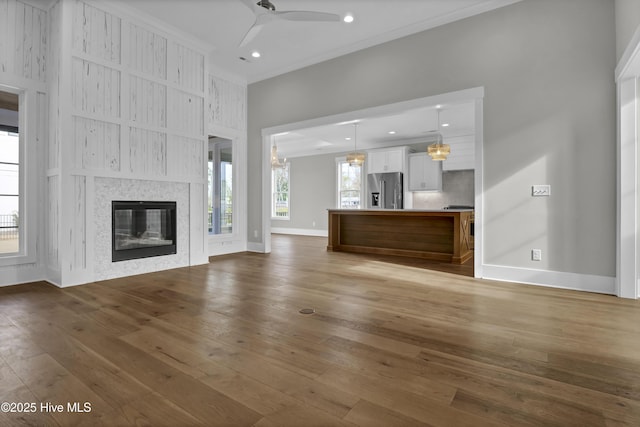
xmin=532 ymin=185 xmax=551 ymax=197
xmin=531 ymin=249 xmax=542 ymax=261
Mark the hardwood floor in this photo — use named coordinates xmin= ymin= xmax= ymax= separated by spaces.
xmin=1 ymin=234 xmax=639 ymax=426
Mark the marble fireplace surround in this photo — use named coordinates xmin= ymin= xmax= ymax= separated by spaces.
xmin=94 ymin=177 xmax=190 ymax=281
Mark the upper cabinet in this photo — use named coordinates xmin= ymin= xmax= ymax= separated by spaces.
xmin=409 ymin=153 xmax=442 ymax=192
xmin=367 ymin=147 xmax=408 ymax=174
xmin=442 ymin=135 xmax=475 ymax=171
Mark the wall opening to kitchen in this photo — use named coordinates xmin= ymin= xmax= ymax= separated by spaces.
xmin=261 ymin=88 xmax=484 ymax=278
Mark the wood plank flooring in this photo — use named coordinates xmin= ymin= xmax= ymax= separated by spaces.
xmin=1 ymin=234 xmax=640 ymax=426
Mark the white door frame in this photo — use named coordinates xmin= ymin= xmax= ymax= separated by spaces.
xmin=260 ymin=87 xmax=485 ymax=278
xmin=616 ymin=28 xmax=640 ymax=299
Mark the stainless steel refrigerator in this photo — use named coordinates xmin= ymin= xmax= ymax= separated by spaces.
xmin=367 ymin=172 xmax=403 ymax=209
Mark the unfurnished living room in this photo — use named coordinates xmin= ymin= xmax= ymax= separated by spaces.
xmin=1 ymin=0 xmax=640 ymax=426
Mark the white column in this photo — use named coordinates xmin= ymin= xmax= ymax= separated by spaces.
xmin=617 ymin=76 xmax=638 ymax=298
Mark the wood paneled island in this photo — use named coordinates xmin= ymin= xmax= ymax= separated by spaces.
xmin=327 ymin=209 xmax=473 ymax=264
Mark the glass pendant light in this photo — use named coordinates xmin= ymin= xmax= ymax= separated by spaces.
xmin=271 ymin=135 xmax=284 ymax=169
xmin=346 ymin=123 xmax=365 ymax=166
xmin=427 ymin=107 xmax=451 ymax=161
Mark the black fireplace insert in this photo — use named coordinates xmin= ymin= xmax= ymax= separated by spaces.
xmin=112 ymin=201 xmax=176 ymax=262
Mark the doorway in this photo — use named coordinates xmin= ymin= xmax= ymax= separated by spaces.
xmin=261 ymin=87 xmax=485 ymax=278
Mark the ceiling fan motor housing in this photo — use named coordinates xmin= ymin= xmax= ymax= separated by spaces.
xmin=258 ymin=0 xmax=276 ymax=11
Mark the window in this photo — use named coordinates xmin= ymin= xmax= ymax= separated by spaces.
xmin=0 ymin=90 xmax=20 ymax=255
xmin=208 ymin=137 xmax=233 ymax=235
xmin=271 ymin=162 xmax=290 ymax=219
xmin=337 ymin=159 xmax=363 ymax=209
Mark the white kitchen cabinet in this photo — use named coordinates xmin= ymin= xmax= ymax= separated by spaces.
xmin=367 ymin=147 xmax=406 ymax=173
xmin=409 ymin=152 xmax=442 ymax=192
xmin=442 ymin=135 xmax=475 ymax=171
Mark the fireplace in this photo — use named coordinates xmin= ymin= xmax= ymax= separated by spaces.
xmin=112 ymin=201 xmax=177 ymax=262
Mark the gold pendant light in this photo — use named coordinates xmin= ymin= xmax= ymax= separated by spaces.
xmin=346 ymin=122 xmax=365 ymax=166
xmin=427 ymin=107 xmax=450 ymax=161
xmin=271 ymin=135 xmax=284 ymax=169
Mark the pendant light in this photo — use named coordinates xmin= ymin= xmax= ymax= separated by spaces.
xmin=346 ymin=123 xmax=365 ymax=166
xmin=271 ymin=135 xmax=284 ymax=169
xmin=427 ymin=107 xmax=451 ymax=161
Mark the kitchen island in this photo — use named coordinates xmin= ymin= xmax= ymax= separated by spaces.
xmin=327 ymin=209 xmax=473 ymax=264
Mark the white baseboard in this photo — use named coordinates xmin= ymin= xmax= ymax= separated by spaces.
xmin=208 ymin=240 xmax=246 ymax=257
xmin=58 ymin=280 xmax=91 ymax=288
xmin=271 ymin=227 xmax=328 ymax=237
xmin=0 ymin=266 xmax=46 ymax=288
xmin=247 ymin=241 xmax=266 ymax=253
xmin=482 ymin=264 xmax=616 ymax=295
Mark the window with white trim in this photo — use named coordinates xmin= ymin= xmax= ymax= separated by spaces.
xmin=208 ymin=137 xmax=233 ymax=235
xmin=337 ymin=158 xmax=363 ymax=209
xmin=271 ymin=162 xmax=290 ymax=219
xmin=0 ymin=90 xmax=20 ymax=255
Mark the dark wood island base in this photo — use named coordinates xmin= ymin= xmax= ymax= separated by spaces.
xmin=327 ymin=209 xmax=473 ymax=264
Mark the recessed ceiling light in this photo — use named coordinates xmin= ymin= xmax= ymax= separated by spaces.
xmin=343 ymin=14 xmax=354 ymax=23
xmin=345 ymin=137 xmax=352 ymax=140
xmin=442 ymin=123 xmax=450 ymax=127
xmin=388 ymin=131 xmax=396 ymax=135
xmin=251 ymin=51 xmax=261 ymax=58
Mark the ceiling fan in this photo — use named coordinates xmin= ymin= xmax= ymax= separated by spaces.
xmin=238 ymin=0 xmax=340 ymax=47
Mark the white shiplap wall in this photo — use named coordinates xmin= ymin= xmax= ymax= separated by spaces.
xmin=0 ymin=0 xmax=47 ymax=81
xmin=47 ymin=0 xmax=209 ymax=286
xmin=0 ymin=0 xmax=48 ymax=286
xmin=1 ymin=0 xmax=247 ymax=287
xmin=208 ymin=75 xmax=246 ymax=133
xmin=46 ymin=0 xmax=62 ymax=283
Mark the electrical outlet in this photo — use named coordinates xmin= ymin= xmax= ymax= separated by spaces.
xmin=312 ymin=221 xmax=316 ymax=227
xmin=253 ymin=230 xmax=258 ymax=238
xmin=532 ymin=185 xmax=551 ymax=197
xmin=531 ymin=249 xmax=542 ymax=261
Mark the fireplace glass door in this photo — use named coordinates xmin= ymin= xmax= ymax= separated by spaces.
xmin=112 ymin=201 xmax=176 ymax=262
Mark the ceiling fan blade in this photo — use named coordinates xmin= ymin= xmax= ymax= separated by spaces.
xmin=275 ymin=11 xmax=340 ymax=22
xmin=239 ymin=23 xmax=264 ymax=47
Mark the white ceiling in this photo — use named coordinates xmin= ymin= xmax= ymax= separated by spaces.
xmin=274 ymin=100 xmax=475 ymax=159
xmin=113 ymin=0 xmax=521 ymax=83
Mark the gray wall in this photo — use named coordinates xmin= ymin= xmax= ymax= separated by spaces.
xmin=248 ymin=0 xmax=616 ymax=277
xmin=615 ymin=0 xmax=640 ymax=61
xmin=270 ymin=152 xmax=337 ymax=231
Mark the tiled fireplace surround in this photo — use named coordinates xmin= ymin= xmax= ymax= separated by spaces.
xmin=94 ymin=178 xmax=190 ymax=281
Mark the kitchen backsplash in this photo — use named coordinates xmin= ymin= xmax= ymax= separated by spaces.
xmin=412 ymin=170 xmax=474 ymax=209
